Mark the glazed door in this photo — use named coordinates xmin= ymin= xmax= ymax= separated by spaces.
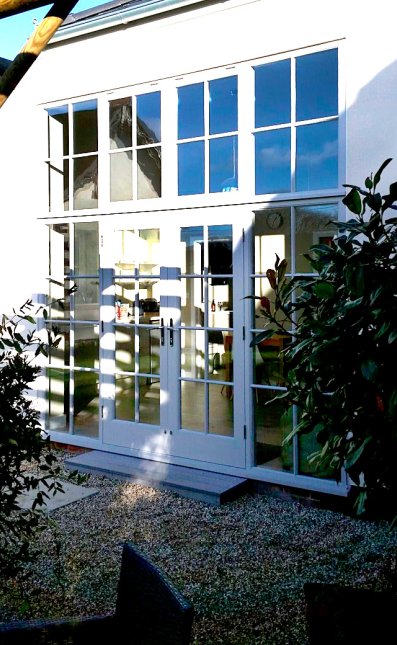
xmin=101 ymin=219 xmax=246 ymax=468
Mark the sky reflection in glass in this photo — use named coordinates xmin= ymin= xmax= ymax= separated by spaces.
xmin=296 ymin=120 xmax=338 ymax=190
xmin=296 ymin=49 xmax=338 ymax=121
xmin=178 ymin=83 xmax=204 ymax=140
xmin=178 ymin=141 xmax=205 ymax=195
xmin=255 ymin=59 xmax=291 ymax=127
xmin=209 ymin=76 xmax=238 ymax=135
xmin=255 ymin=129 xmax=291 ymax=194
xmin=136 ymin=92 xmax=161 ymax=145
xmin=210 ymin=136 xmax=238 ymax=193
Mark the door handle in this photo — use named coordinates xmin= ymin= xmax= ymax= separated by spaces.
xmin=160 ymin=318 xmax=165 ymax=346
xmin=169 ymin=318 xmax=174 ymax=347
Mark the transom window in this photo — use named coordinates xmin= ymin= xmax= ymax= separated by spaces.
xmin=177 ymin=76 xmax=238 ymax=195
xmin=45 ymin=46 xmax=341 ymax=212
xmin=109 ymin=91 xmax=161 ymax=201
xmin=254 ymin=49 xmax=338 ymax=194
xmin=47 ymin=100 xmax=98 ymax=211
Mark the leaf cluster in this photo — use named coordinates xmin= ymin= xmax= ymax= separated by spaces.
xmin=251 ymin=160 xmax=397 ymax=520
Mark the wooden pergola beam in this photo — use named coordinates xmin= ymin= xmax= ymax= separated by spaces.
xmin=0 ymin=0 xmax=79 ymax=107
xmin=0 ymin=1 xmax=54 ymax=19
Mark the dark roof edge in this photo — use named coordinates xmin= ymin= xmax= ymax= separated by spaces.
xmin=51 ymin=0 xmax=206 ymax=44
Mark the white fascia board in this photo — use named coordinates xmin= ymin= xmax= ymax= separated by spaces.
xmin=50 ymin=0 xmax=208 ymax=44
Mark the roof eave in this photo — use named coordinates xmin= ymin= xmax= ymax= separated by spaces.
xmin=50 ymin=0 xmax=206 ymax=44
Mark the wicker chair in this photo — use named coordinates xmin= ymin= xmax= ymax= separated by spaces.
xmin=304 ymin=582 xmax=397 ymax=644
xmin=0 ymin=542 xmax=194 ymax=645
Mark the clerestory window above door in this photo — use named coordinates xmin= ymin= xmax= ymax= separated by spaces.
xmin=177 ymin=75 xmax=238 ymax=195
xmin=45 ymin=44 xmax=342 ymax=213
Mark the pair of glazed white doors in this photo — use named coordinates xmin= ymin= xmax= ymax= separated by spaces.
xmin=100 ymin=210 xmax=247 ymax=468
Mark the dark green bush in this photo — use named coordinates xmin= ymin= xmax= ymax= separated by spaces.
xmin=252 ymin=159 xmax=397 ymax=520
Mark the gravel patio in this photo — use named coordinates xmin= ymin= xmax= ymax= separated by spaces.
xmin=1 ymin=450 xmax=396 ymax=644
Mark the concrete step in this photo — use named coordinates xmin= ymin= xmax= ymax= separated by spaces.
xmin=65 ymin=450 xmax=249 ymax=506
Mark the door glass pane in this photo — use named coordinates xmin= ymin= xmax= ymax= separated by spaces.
xmin=181 ymin=329 xmax=205 ymax=379
xmin=181 ymin=278 xmax=204 ymax=327
xmin=116 ymin=375 xmax=135 ymax=421
xmin=296 ymin=120 xmax=338 ymax=191
xmin=209 ymin=225 xmax=233 ymax=275
xmin=180 ymin=226 xmax=204 ymax=274
xmin=209 ymin=383 xmax=233 ymax=436
xmin=110 ymin=151 xmax=133 ymax=201
xmin=136 ymin=91 xmax=161 ymax=145
xmin=209 ymin=76 xmax=238 ymax=134
xmin=73 ymin=100 xmax=97 ymax=154
xmin=74 ymin=324 xmax=99 ymax=369
xmin=181 ymin=381 xmax=204 ymax=432
xmin=109 ymin=97 xmax=132 ymax=149
xmin=49 ymin=279 xmax=71 ymax=320
xmin=296 ymin=49 xmax=338 ymax=121
xmin=209 ymin=136 xmax=238 ymax=193
xmin=48 ymin=323 xmax=70 ymax=367
xmin=50 ymin=223 xmax=70 ymax=278
xmin=255 ymin=128 xmax=291 ymax=194
xmin=73 ymin=371 xmax=99 ymax=437
xmin=178 ymin=83 xmax=204 ymax=139
xmin=74 ymin=222 xmax=99 ymax=275
xmin=178 ymin=141 xmax=205 ymax=195
xmin=116 ymin=326 xmax=135 ymax=372
xmin=48 ymin=105 xmax=69 ymax=156
xmin=208 ymin=331 xmax=233 ymax=380
xmin=139 ymin=327 xmax=160 ymax=375
xmin=137 ymin=229 xmax=161 ymax=275
xmin=74 ymin=278 xmax=99 ymax=320
xmin=295 ymin=204 xmax=338 ymax=272
xmin=255 ymin=59 xmax=291 ymax=127
xmin=299 ymin=431 xmax=335 ymax=479
xmin=115 ymin=280 xmax=136 ymax=319
xmin=47 ymin=367 xmax=69 ymax=432
xmin=254 ymin=208 xmax=292 ymax=284
xmin=253 ymin=337 xmax=286 ymax=387
xmin=73 ymin=155 xmax=98 ymax=209
xmin=139 ymin=377 xmax=160 ymax=425
xmin=208 ymin=282 xmax=233 ymax=328
xmin=137 ymin=147 xmax=161 ymax=199
xmin=254 ymin=389 xmax=292 ymax=471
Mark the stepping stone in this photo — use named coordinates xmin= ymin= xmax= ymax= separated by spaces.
xmin=65 ymin=450 xmax=249 ymax=506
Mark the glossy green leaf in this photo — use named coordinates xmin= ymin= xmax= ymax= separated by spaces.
xmin=373 ymin=158 xmax=392 ymax=189
xmin=360 ymin=359 xmax=379 ymax=381
xmin=313 ymin=282 xmax=335 ymax=299
xmin=249 ymin=328 xmax=276 ymax=347
xmin=342 ymin=187 xmax=362 ymax=215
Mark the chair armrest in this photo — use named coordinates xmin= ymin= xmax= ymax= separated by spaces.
xmin=0 ymin=613 xmax=115 ymax=644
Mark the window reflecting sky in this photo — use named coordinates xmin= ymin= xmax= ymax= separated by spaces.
xmin=296 ymin=120 xmax=338 ymax=190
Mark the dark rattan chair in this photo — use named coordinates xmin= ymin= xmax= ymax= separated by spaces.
xmin=0 ymin=542 xmax=194 ymax=645
xmin=304 ymin=582 xmax=397 ymax=644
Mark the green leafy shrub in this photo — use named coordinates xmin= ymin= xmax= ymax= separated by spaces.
xmin=252 ymin=159 xmax=397 ymax=520
xmin=0 ymin=300 xmax=63 ymax=575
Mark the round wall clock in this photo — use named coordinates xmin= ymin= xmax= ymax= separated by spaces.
xmin=266 ymin=212 xmax=284 ymax=230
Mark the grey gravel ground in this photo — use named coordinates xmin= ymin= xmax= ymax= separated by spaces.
xmin=1 ymin=450 xmax=396 ymax=644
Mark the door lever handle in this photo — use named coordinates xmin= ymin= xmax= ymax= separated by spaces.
xmin=169 ymin=318 xmax=174 ymax=347
xmin=160 ymin=318 xmax=165 ymax=346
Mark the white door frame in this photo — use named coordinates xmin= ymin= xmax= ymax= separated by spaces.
xmin=99 ymin=209 xmax=248 ymax=468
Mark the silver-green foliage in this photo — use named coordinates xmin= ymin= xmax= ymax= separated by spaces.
xmin=0 ymin=300 xmax=62 ymax=574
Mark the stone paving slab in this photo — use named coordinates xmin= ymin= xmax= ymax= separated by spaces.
xmin=17 ymin=479 xmax=98 ymax=512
